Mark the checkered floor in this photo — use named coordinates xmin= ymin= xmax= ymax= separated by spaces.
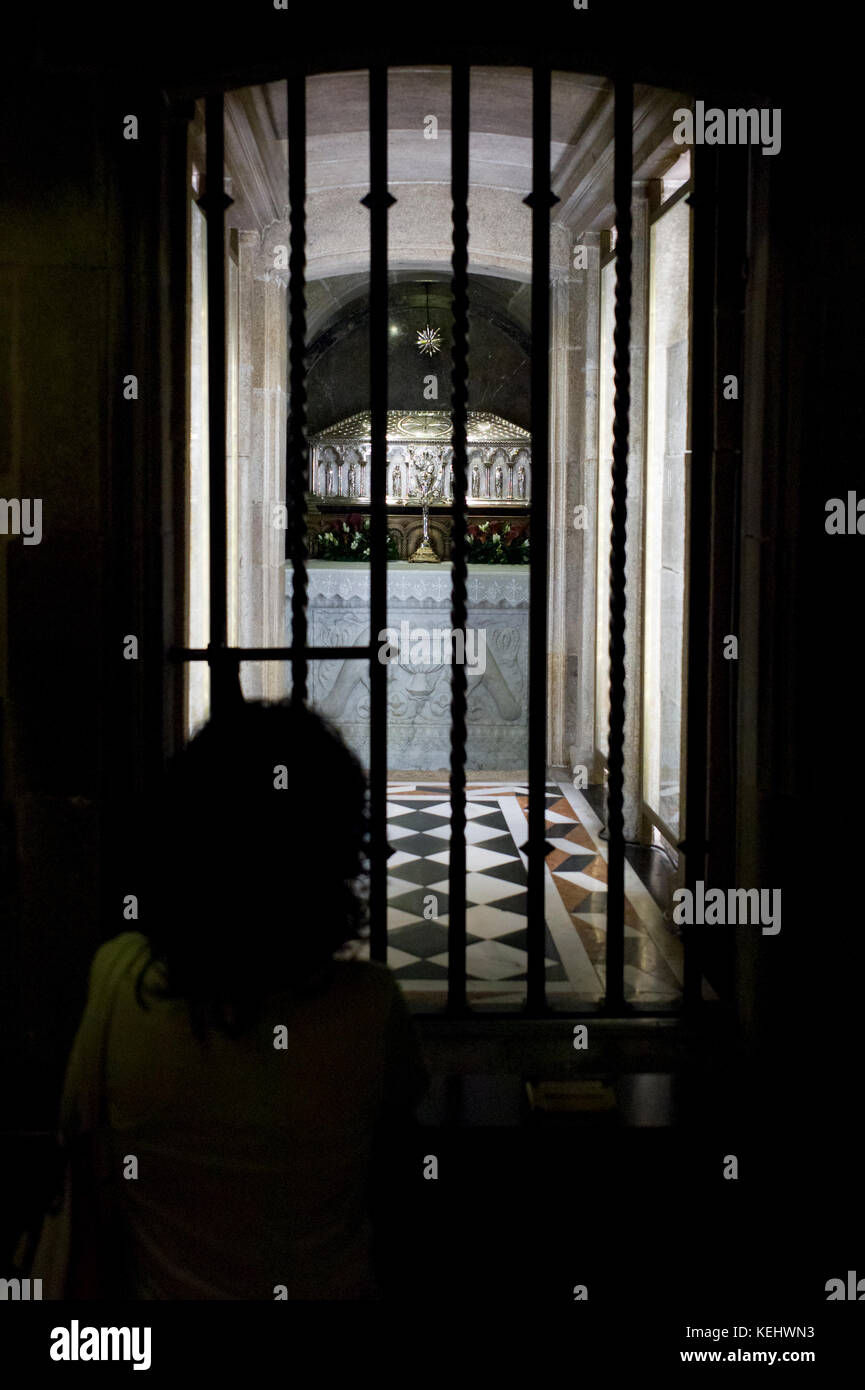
xmin=354 ymin=781 xmax=684 ymax=1004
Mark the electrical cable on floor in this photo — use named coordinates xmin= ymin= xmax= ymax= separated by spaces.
xmin=563 ymin=784 xmax=680 ymax=935
xmin=595 ymin=822 xmax=678 ymax=869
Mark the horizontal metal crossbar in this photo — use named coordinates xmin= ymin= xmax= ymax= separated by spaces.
xmin=169 ymin=646 xmax=373 ymax=662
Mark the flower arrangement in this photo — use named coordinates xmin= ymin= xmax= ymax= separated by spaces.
xmin=464 ymin=518 xmax=530 ymax=564
xmin=315 ymin=513 xmax=399 ymax=562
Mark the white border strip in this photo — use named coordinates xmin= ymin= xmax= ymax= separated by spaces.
xmin=557 ymin=783 xmax=684 ymax=984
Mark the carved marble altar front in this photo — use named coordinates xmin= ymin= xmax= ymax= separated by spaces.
xmin=286 ymin=561 xmax=529 ymax=770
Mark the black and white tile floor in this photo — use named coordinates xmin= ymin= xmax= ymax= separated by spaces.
xmin=354 ymin=780 xmax=684 ymax=1005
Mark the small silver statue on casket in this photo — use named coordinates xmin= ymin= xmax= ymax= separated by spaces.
xmin=408 ymin=448 xmax=442 ymax=561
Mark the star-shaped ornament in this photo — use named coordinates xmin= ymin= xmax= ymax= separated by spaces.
xmin=416 ymin=324 xmax=442 ymax=357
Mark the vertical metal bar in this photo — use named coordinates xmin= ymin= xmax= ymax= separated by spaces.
xmin=203 ymin=93 xmax=233 ymax=717
xmin=363 ymin=67 xmax=394 ymax=964
xmin=287 ymin=73 xmax=309 ymax=708
xmin=525 ymin=65 xmax=554 ymax=1015
xmin=447 ymin=63 xmax=470 ymax=1014
xmin=605 ymin=78 xmax=633 ymax=1012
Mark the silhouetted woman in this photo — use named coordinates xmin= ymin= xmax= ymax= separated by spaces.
xmin=52 ymin=700 xmax=429 ymax=1299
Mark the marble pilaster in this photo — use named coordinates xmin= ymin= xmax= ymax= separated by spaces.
xmin=621 ymin=190 xmax=650 ymax=841
xmin=236 ymin=244 xmax=287 ymax=702
xmin=548 ymin=233 xmax=601 ymax=778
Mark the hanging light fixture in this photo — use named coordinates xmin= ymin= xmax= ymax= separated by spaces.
xmin=416 ymin=282 xmax=442 ymax=357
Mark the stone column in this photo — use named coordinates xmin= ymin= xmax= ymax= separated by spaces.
xmin=621 ymin=188 xmax=650 ymax=841
xmin=261 ymin=268 xmax=287 ymax=702
xmin=556 ymin=233 xmax=601 ymax=782
xmin=238 ymin=241 xmax=287 ymax=701
xmin=547 ymin=267 xmax=575 ymax=770
xmin=549 ymin=224 xmax=604 ymax=788
xmin=236 ymin=230 xmax=257 ymax=672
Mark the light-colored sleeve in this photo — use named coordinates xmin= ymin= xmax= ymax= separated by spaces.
xmin=58 ymin=932 xmax=150 ymax=1140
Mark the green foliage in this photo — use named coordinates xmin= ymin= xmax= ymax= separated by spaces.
xmin=316 ymin=514 xmax=400 ymax=561
xmin=464 ymin=518 xmax=530 ymax=564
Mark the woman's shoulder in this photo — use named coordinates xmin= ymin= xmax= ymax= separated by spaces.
xmin=329 ymin=956 xmax=401 ymax=996
xmin=298 ymin=956 xmax=405 ymax=1017
xmin=89 ymin=931 xmax=152 ymax=986
xmin=260 ymin=957 xmax=404 ymax=1031
xmin=92 ymin=929 xmax=150 ymax=959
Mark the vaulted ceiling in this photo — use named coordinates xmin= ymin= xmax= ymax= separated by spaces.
xmin=225 ymin=65 xmax=687 ymax=226
xmin=217 ymin=66 xmax=689 ymax=342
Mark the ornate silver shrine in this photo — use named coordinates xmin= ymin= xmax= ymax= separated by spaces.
xmin=309 ymin=410 xmax=532 ymax=506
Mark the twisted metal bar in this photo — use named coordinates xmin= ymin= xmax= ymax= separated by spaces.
xmin=363 ymin=66 xmax=394 ymax=964
xmin=448 ymin=63 xmax=470 ymax=1014
xmin=287 ymin=73 xmax=309 ymax=708
xmin=605 ymin=79 xmax=633 ymax=1011
xmin=525 ymin=64 xmax=554 ymax=1014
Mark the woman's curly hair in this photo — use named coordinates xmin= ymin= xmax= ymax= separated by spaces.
xmin=136 ymin=700 xmax=370 ymax=1038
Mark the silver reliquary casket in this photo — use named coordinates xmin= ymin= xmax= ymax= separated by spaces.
xmin=309 ymin=410 xmax=532 ymax=505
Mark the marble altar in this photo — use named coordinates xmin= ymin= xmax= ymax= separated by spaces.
xmin=285 ymin=561 xmax=529 ymax=770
